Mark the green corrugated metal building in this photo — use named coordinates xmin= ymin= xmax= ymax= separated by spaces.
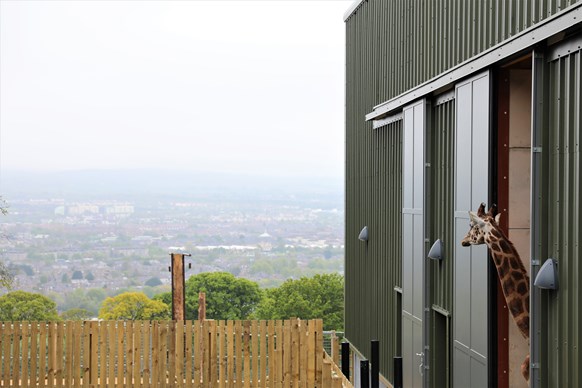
xmin=344 ymin=1 xmax=582 ymax=387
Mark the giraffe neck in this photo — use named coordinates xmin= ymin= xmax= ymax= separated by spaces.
xmin=486 ymin=229 xmax=530 ymax=340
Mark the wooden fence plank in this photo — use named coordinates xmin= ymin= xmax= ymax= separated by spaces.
xmin=234 ymin=321 xmax=242 ymax=387
xmin=322 ymin=358 xmax=332 ymax=388
xmin=193 ymin=321 xmax=200 ymax=388
xmin=55 ymin=322 xmax=65 ymax=387
xmin=315 ymin=320 xmax=323 ymax=387
xmin=184 ymin=321 xmax=192 ymax=388
xmin=106 ymin=322 xmax=115 ymax=388
xmin=259 ymin=321 xmax=267 ymax=388
xmin=175 ymin=321 xmax=184 ymax=388
xmin=81 ymin=322 xmax=91 ymax=388
xmin=62 ymin=322 xmax=71 ymax=388
xmin=72 ymin=322 xmax=81 ymax=388
xmin=201 ymin=321 xmax=208 ymax=386
xmin=30 ymin=322 xmax=39 ymax=387
xmin=168 ymin=322 xmax=175 ymax=387
xmin=211 ymin=321 xmax=219 ymax=387
xmin=242 ymin=321 xmax=250 ymax=388
xmin=276 ymin=320 xmax=284 ymax=388
xmin=0 ymin=323 xmax=5 ymax=387
xmin=306 ymin=321 xmax=315 ymax=388
xmin=97 ymin=322 xmax=106 ymax=388
xmin=88 ymin=322 xmax=98 ymax=387
xmin=226 ymin=321 xmax=234 ymax=388
xmin=159 ymin=322 xmax=168 ymax=388
xmin=40 ymin=323 xmax=48 ymax=388
xmin=283 ymin=320 xmax=291 ymax=387
xmin=11 ymin=322 xmax=20 ymax=387
xmin=143 ymin=321 xmax=151 ymax=388
xmin=115 ymin=321 xmax=124 ymax=388
xmin=267 ymin=321 xmax=275 ymax=388
xmin=299 ymin=321 xmax=307 ymax=388
xmin=218 ymin=321 xmax=225 ymax=388
xmin=151 ymin=322 xmax=159 ymax=388
xmin=250 ymin=321 xmax=258 ymax=387
xmin=292 ymin=319 xmax=300 ymax=388
xmin=127 ymin=322 xmax=134 ymax=387
xmin=21 ymin=322 xmax=30 ymax=387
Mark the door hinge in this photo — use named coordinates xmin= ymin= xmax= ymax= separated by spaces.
xmin=533 ymin=147 xmax=542 ymax=153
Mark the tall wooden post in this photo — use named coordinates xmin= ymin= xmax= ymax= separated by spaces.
xmin=170 ymin=253 xmax=189 ymax=321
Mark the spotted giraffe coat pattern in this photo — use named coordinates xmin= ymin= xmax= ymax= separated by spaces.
xmin=461 ymin=203 xmax=530 ymax=383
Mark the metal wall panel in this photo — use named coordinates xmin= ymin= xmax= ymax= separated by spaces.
xmin=540 ymin=44 xmax=582 ymax=388
xmin=344 ymin=115 xmax=402 ymax=382
xmin=402 ymin=101 xmax=426 ymax=388
xmin=453 ymin=72 xmax=490 ymax=387
xmin=345 ymin=0 xmax=581 ymax=106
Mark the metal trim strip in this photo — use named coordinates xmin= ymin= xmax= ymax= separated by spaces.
xmin=365 ymin=4 xmax=582 ymax=121
xmin=434 ymin=90 xmax=455 ymax=106
xmin=372 ymin=112 xmax=403 ymax=129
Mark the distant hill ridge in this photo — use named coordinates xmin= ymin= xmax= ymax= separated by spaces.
xmin=0 ymin=169 xmax=343 ymax=202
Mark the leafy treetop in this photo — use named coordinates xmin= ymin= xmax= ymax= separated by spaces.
xmin=254 ymin=273 xmax=344 ymax=331
xmin=0 ymin=291 xmax=61 ymax=321
xmin=99 ymin=292 xmax=170 ymax=321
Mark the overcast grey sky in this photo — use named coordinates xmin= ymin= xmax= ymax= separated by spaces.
xmin=0 ymin=1 xmax=348 ymax=180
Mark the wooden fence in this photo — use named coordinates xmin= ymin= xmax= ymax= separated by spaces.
xmin=0 ymin=319 xmax=352 ymax=387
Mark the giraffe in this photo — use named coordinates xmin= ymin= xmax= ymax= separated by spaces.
xmin=461 ymin=203 xmax=530 ymax=383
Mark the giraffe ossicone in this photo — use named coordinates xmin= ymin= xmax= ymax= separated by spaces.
xmin=461 ymin=203 xmax=531 ymax=383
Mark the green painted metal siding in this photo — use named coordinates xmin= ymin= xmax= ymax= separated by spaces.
xmin=430 ymin=99 xmax=456 ymax=313
xmin=345 ymin=0 xmax=581 ymax=105
xmin=345 ymin=118 xmax=402 ymax=380
xmin=540 ymin=48 xmax=582 ymax=387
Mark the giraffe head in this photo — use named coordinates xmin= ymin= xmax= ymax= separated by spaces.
xmin=461 ymin=203 xmax=501 ymax=246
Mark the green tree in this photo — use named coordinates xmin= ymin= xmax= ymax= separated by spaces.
xmin=61 ymin=308 xmax=93 ymax=320
xmin=99 ymin=292 xmax=170 ymax=321
xmin=61 ymin=274 xmax=70 ymax=283
xmin=0 ymin=291 xmax=60 ymax=321
xmin=85 ymin=272 xmax=95 ymax=281
xmin=71 ymin=270 xmax=83 ymax=280
xmin=184 ymin=272 xmax=262 ymax=320
xmin=254 ymin=273 xmax=344 ymax=331
xmin=0 ymin=198 xmax=14 ymax=290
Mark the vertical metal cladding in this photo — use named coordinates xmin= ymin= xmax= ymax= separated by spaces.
xmin=430 ymin=99 xmax=455 ymax=313
xmin=345 ymin=0 xmax=581 ymax=104
xmin=344 ymin=118 xmax=402 ymax=381
xmin=542 ymin=48 xmax=582 ymax=388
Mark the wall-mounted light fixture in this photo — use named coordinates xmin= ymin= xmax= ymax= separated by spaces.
xmin=358 ymin=226 xmax=369 ymax=242
xmin=534 ymin=258 xmax=558 ymax=290
xmin=428 ymin=239 xmax=444 ymax=260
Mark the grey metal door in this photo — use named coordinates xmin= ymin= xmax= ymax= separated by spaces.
xmin=453 ymin=72 xmax=490 ymax=388
xmin=402 ymin=100 xmax=426 ymax=388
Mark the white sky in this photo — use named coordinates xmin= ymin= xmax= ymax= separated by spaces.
xmin=0 ymin=0 xmax=348 ymax=179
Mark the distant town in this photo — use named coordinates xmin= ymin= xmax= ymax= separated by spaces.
xmin=0 ymin=175 xmax=344 ymax=315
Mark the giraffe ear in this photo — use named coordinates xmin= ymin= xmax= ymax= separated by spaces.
xmin=495 ymin=213 xmax=501 ymax=224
